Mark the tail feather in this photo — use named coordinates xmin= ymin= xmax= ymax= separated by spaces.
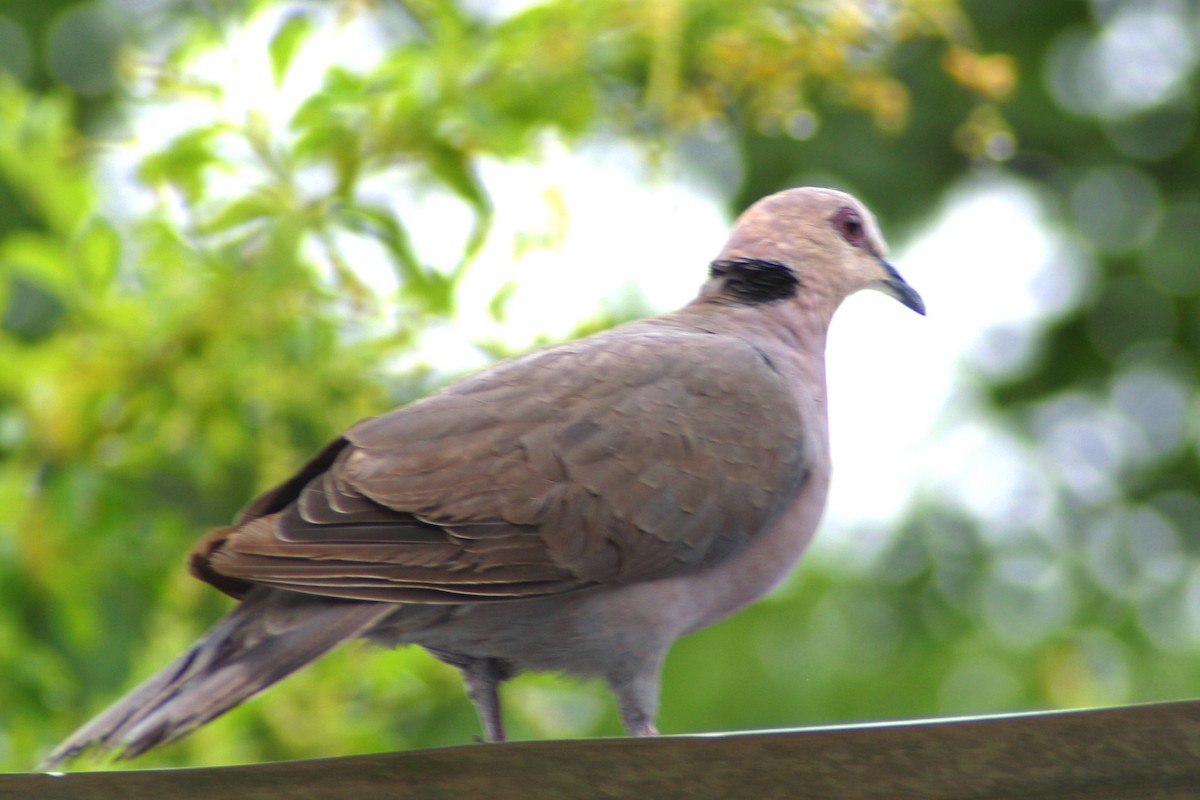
xmin=42 ymin=588 xmax=393 ymax=769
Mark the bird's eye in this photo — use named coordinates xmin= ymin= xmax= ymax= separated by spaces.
xmin=832 ymin=207 xmax=865 ymax=247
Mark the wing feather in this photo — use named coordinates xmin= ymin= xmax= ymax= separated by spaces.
xmin=194 ymin=319 xmax=808 ymax=604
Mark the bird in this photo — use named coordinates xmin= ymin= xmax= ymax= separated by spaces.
xmin=42 ymin=186 xmax=924 ymax=768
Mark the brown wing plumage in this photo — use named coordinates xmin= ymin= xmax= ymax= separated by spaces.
xmin=193 ymin=318 xmax=809 ymax=603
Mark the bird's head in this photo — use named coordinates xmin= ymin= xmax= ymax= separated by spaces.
xmin=701 ymin=187 xmax=924 ymax=317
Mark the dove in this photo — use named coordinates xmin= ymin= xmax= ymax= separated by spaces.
xmin=43 ymin=186 xmax=923 ymax=768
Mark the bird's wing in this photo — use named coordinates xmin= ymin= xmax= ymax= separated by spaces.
xmin=195 ymin=319 xmax=809 ymax=603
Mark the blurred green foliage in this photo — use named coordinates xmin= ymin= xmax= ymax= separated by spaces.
xmin=2 ymin=0 xmax=1198 ymax=773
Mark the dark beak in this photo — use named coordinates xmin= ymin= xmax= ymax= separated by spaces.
xmin=879 ymin=259 xmax=925 ymax=316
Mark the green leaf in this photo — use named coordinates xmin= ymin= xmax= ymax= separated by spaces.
xmin=197 ymin=192 xmax=278 ymax=236
xmin=269 ymin=13 xmax=313 ymax=88
xmin=73 ymin=216 xmax=120 ymax=296
xmin=136 ymin=125 xmax=227 ymax=204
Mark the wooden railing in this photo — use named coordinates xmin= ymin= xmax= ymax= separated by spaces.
xmin=5 ymin=699 xmax=1200 ymax=799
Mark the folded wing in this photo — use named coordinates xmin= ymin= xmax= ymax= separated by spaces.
xmin=193 ymin=320 xmax=809 ymax=603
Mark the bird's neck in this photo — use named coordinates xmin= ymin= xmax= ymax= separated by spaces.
xmin=677 ymin=290 xmax=837 ymax=376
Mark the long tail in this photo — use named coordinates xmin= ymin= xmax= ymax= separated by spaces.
xmin=41 ymin=588 xmax=393 ymax=769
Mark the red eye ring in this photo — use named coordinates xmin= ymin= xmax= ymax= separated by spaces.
xmin=832 ymin=206 xmax=866 ymax=247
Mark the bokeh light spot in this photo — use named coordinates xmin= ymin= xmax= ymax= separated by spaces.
xmin=1071 ymin=164 xmax=1161 ymax=254
xmin=46 ymin=3 xmax=124 ymax=95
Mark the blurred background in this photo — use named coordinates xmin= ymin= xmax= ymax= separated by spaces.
xmin=2 ymin=0 xmax=1199 ymax=771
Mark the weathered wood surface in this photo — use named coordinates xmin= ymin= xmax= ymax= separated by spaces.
xmin=6 ymin=699 xmax=1200 ymax=799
